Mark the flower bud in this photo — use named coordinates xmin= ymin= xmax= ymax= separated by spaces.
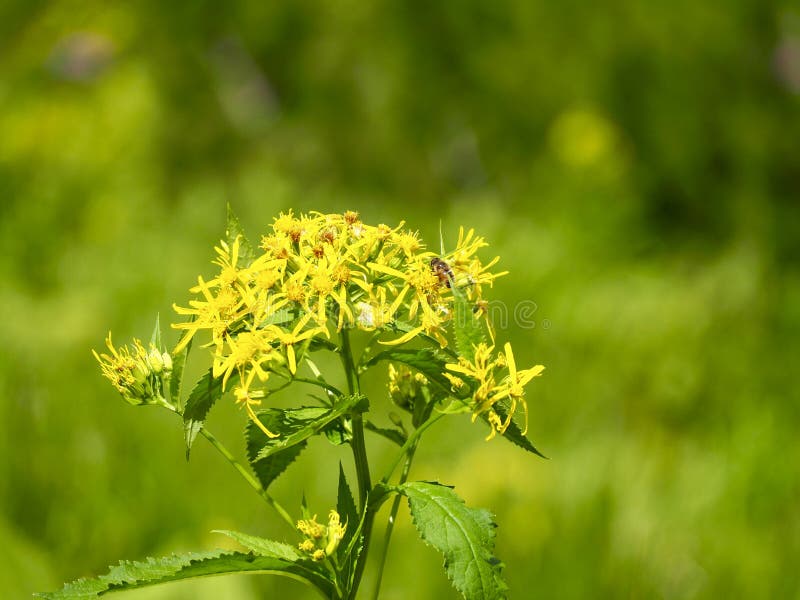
xmin=324 ymin=510 xmax=346 ymax=556
xmin=388 ymin=363 xmax=429 ymax=412
xmin=147 ymin=348 xmax=164 ymax=373
xmin=161 ymin=352 xmax=173 ymax=373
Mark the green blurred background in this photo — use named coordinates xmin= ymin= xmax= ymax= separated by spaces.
xmin=2 ymin=1 xmax=799 ymax=598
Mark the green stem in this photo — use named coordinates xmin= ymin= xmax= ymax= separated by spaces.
xmin=161 ymin=402 xmax=295 ymax=529
xmin=371 ymin=438 xmax=419 ymax=600
xmin=382 ymin=412 xmax=445 ymax=483
xmin=198 ymin=428 xmax=296 ymax=530
xmin=339 ymin=328 xmax=374 ymax=600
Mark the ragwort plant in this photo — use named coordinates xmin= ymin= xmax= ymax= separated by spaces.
xmin=39 ymin=208 xmax=545 ymax=600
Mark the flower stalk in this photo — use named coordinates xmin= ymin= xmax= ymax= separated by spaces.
xmin=79 ymin=209 xmax=547 ymax=600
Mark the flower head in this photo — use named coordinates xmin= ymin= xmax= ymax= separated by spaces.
xmin=164 ymin=210 xmax=523 ymax=438
xmin=93 ymin=333 xmax=170 ymax=406
xmin=297 ymin=509 xmax=347 ymax=561
xmin=446 ymin=341 xmax=544 ymax=440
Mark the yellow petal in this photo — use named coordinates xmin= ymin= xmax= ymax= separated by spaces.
xmin=367 ymin=262 xmax=407 ymax=279
xmin=504 ymin=342 xmax=517 ymax=380
xmin=388 ymin=285 xmax=410 ymax=317
xmin=246 ymin=402 xmax=279 ymax=438
xmin=378 ymin=325 xmax=425 ymax=346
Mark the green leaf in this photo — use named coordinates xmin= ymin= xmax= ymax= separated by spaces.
xmin=213 ymin=530 xmax=301 ymax=561
xmin=169 ymin=344 xmax=190 ymax=410
xmin=252 ymin=395 xmax=365 ymax=463
xmin=364 ymin=420 xmax=406 ymax=447
xmin=35 ymin=549 xmax=336 ymax=599
xmin=183 ymin=369 xmax=236 ymax=459
xmin=361 ymin=348 xmax=468 ymax=399
xmin=452 ymin=285 xmax=487 ymax=363
xmin=400 ymin=481 xmax=507 ymax=600
xmin=323 ymin=419 xmax=351 ymax=446
xmin=336 ymin=463 xmax=359 ymax=559
xmin=490 ymin=398 xmax=547 ymax=459
xmin=149 ymin=313 xmax=162 ymax=349
xmin=245 ymin=410 xmax=310 ymax=490
xmin=226 ymin=202 xmax=256 ymax=266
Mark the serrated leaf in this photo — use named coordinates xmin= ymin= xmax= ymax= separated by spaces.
xmin=183 ymin=369 xmax=236 ymax=459
xmin=490 ymin=398 xmax=547 ymax=459
xmin=169 ymin=345 xmax=190 ymax=410
xmin=226 ymin=203 xmax=256 ymax=266
xmin=362 ymin=348 xmax=468 ymax=399
xmin=253 ymin=395 xmax=365 ymax=462
xmin=452 ymin=286 xmax=487 ymax=363
xmin=336 ymin=464 xmax=361 ymax=586
xmin=213 ymin=530 xmax=301 ymax=561
xmin=400 ymin=481 xmax=507 ymax=600
xmin=35 ymin=549 xmax=336 ymax=599
xmin=336 ymin=463 xmax=359 ymax=558
xmin=245 ymin=410 xmax=310 ymax=490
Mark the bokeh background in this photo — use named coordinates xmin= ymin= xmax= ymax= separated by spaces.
xmin=2 ymin=2 xmax=799 ymax=598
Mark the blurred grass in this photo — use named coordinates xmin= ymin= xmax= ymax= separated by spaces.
xmin=1 ymin=1 xmax=799 ymax=598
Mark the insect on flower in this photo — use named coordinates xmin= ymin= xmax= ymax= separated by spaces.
xmin=430 ymin=256 xmax=455 ymax=288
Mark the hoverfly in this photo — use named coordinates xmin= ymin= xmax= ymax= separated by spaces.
xmin=430 ymin=256 xmax=455 ymax=288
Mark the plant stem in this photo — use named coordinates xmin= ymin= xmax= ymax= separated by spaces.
xmin=198 ymin=427 xmax=295 ymax=530
xmin=381 ymin=412 xmax=445 ymax=483
xmin=339 ymin=328 xmax=374 ymax=599
xmin=162 ymin=402 xmax=295 ymax=529
xmin=370 ymin=437 xmax=419 ymax=600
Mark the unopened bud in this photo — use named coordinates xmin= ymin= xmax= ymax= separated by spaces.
xmin=147 ymin=348 xmax=164 ymax=373
xmin=162 ymin=352 xmax=173 ymax=373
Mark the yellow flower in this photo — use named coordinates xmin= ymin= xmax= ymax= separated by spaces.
xmin=233 ymin=368 xmax=278 ymax=438
xmin=445 ymin=342 xmax=497 ymax=383
xmin=297 ymin=514 xmax=325 ymax=539
xmin=166 ymin=209 xmax=531 ymax=439
xmin=212 ymin=326 xmax=280 ymax=390
xmin=171 ymin=276 xmax=247 ymax=353
xmin=275 ymin=312 xmax=329 ymax=374
xmin=324 ymin=510 xmax=347 ymax=556
xmin=306 ymin=256 xmax=354 ymax=329
xmin=369 ymin=257 xmax=446 ymax=344
xmin=489 ymin=343 xmax=545 ymax=436
xmin=93 ymin=333 xmax=168 ymax=405
xmin=446 ymin=342 xmax=544 ymax=441
xmin=296 ymin=510 xmax=346 ymax=560
xmin=202 ymin=236 xmax=250 ymax=290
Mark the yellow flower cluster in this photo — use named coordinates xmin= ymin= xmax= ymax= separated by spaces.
xmin=445 ymin=342 xmax=545 ymax=440
xmin=296 ymin=510 xmax=347 ymax=561
xmin=93 ymin=334 xmax=172 ymax=405
xmin=170 ymin=210 xmax=505 ymax=435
